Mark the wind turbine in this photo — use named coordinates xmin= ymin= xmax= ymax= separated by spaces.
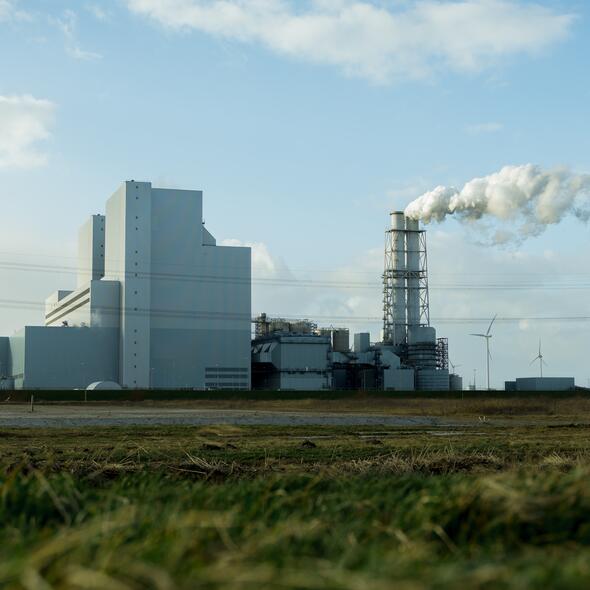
xmin=470 ymin=314 xmax=497 ymax=390
xmin=449 ymin=359 xmax=461 ymax=374
xmin=530 ymin=339 xmax=548 ymax=378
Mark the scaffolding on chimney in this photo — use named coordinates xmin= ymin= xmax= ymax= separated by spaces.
xmin=382 ymin=213 xmax=430 ymax=346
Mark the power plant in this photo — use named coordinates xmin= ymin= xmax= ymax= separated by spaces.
xmin=0 ymin=181 xmax=251 ymax=391
xmin=0 ymin=187 xmax=462 ymax=391
xmin=251 ymin=212 xmax=460 ymax=392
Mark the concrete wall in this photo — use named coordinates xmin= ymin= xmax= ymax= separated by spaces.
xmin=149 ymin=188 xmax=251 ymax=390
xmin=104 ymin=182 xmax=152 ymax=389
xmin=77 ymin=215 xmax=105 ymax=287
xmin=382 ymin=350 xmax=415 ymax=391
xmin=102 ymin=181 xmax=251 ymax=390
xmin=384 ymin=368 xmax=415 ymax=391
xmin=13 ymin=326 xmax=118 ymax=390
xmin=89 ymin=280 xmax=120 ymax=328
xmin=9 ymin=330 xmax=25 ymax=389
xmin=0 ymin=337 xmax=8 ymax=379
xmin=515 ymin=377 xmax=575 ymax=391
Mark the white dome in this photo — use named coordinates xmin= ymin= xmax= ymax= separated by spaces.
xmin=86 ymin=381 xmax=122 ymax=391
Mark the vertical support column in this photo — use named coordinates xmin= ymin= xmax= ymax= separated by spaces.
xmin=391 ymin=212 xmax=407 ymax=345
xmin=123 ymin=182 xmax=151 ymax=389
xmin=405 ymin=218 xmax=421 ymax=330
xmin=104 ymin=181 xmax=152 ymax=389
xmin=77 ymin=215 xmax=105 ymax=288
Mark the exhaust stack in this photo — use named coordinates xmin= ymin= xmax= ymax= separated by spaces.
xmin=382 ymin=212 xmax=430 ymax=346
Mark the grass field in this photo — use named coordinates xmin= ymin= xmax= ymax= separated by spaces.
xmin=2 ymin=400 xmax=590 ymax=589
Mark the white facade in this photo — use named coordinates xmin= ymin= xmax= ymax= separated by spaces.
xmin=77 ymin=215 xmax=105 ymax=287
xmin=3 ymin=181 xmax=251 ymax=390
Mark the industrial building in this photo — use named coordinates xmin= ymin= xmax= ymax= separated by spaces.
xmin=505 ymin=377 xmax=575 ymax=392
xmin=250 ymin=317 xmax=415 ymax=392
xmin=0 ymin=181 xmax=252 ymax=390
xmin=251 ymin=212 xmax=461 ymax=392
xmin=0 ymin=195 xmax=461 ymax=392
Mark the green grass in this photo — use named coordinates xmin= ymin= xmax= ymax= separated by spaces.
xmin=2 ymin=424 xmax=590 ymax=588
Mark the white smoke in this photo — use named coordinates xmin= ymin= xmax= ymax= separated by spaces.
xmin=404 ymin=164 xmax=590 ymax=242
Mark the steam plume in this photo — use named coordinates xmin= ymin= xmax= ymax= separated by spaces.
xmin=404 ymin=164 xmax=590 ymax=242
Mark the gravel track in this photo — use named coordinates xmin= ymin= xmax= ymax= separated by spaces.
xmin=0 ymin=405 xmax=457 ymax=428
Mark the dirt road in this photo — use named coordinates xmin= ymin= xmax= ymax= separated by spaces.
xmin=0 ymin=404 xmax=457 ymax=428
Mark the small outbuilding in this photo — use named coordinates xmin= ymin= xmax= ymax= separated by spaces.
xmin=505 ymin=377 xmax=575 ymax=392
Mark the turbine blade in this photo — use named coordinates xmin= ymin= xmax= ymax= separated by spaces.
xmin=470 ymin=334 xmax=487 ymax=338
xmin=486 ymin=314 xmax=498 ymax=336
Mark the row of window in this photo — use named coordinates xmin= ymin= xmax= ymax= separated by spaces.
xmin=205 ymin=383 xmax=249 ymax=388
xmin=205 ymin=367 xmax=249 ymax=374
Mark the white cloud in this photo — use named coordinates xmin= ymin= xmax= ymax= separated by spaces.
xmin=52 ymin=9 xmax=102 ymax=60
xmin=404 ymin=164 xmax=590 ymax=243
xmin=86 ymin=4 xmax=110 ymax=21
xmin=0 ymin=0 xmax=30 ymax=22
xmin=467 ymin=122 xmax=504 ymax=134
xmin=0 ymin=95 xmax=56 ymax=169
xmin=126 ymin=0 xmax=574 ymax=83
xmin=220 ymin=239 xmax=285 ymax=279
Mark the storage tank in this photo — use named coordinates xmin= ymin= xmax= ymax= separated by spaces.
xmin=353 ymin=333 xmax=371 ymax=353
xmin=332 ymin=329 xmax=350 ymax=353
xmin=416 ymin=369 xmax=450 ymax=391
xmin=407 ymin=326 xmax=437 ymax=370
xmin=449 ymin=374 xmax=463 ymax=391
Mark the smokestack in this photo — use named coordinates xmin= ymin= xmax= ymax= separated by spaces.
xmin=391 ymin=212 xmax=406 ymax=346
xmin=405 ymin=218 xmax=421 ymax=330
xmin=383 ymin=212 xmax=430 ymax=346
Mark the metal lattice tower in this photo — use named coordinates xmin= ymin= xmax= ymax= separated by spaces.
xmin=382 ymin=212 xmax=430 ymax=346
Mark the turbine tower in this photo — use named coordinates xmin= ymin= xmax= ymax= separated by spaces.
xmin=470 ymin=315 xmax=497 ymax=390
xmin=530 ymin=339 xmax=548 ymax=378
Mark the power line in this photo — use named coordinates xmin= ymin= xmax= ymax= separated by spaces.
xmin=0 ymin=298 xmax=588 ymax=325
xmin=1 ymin=260 xmax=590 ymax=291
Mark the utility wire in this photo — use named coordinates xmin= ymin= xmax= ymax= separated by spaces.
xmin=1 ymin=260 xmax=589 ymax=291
xmin=0 ymin=298 xmax=588 ymax=326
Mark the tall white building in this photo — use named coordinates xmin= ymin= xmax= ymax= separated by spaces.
xmin=0 ymin=181 xmax=251 ymax=390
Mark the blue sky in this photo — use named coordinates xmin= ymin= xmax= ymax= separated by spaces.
xmin=1 ymin=0 xmax=589 ymax=388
